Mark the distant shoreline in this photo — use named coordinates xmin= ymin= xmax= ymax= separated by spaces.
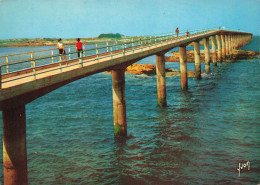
xmin=0 ymin=37 xmax=122 ymax=48
xmin=0 ymin=40 xmax=99 ymax=48
xmin=1 ymin=35 xmax=259 ymax=48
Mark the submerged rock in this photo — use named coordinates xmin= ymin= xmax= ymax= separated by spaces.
xmin=166 ymin=70 xmax=180 ymax=77
xmin=166 ymin=70 xmax=204 ymax=77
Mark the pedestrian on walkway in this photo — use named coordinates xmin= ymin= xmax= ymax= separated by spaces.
xmin=175 ymin=27 xmax=179 ymax=38
xmin=186 ymin=30 xmax=190 ymax=37
xmin=56 ymin=38 xmax=67 ymax=62
xmin=76 ymin=38 xmax=83 ymax=58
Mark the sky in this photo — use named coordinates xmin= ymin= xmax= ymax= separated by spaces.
xmin=0 ymin=0 xmax=259 ymax=39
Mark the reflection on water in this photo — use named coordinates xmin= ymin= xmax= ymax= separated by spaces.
xmin=0 ymin=39 xmax=259 ymax=184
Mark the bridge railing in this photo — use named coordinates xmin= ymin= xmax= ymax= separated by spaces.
xmin=0 ymin=26 xmax=244 ymax=68
xmin=0 ymin=27 xmax=221 ymax=68
xmin=0 ymin=27 xmax=239 ymax=88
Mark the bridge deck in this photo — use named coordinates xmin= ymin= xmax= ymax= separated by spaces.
xmin=0 ymin=29 xmax=252 ymax=109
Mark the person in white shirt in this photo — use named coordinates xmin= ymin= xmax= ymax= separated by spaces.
xmin=56 ymin=38 xmax=67 ymax=62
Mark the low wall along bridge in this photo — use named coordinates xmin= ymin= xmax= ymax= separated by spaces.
xmin=0 ymin=27 xmax=253 ymax=184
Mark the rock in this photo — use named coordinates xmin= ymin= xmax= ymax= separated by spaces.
xmin=106 ymin=64 xmax=179 ymax=75
xmin=230 ymin=50 xmax=260 ymax=60
xmin=166 ymin=70 xmax=180 ymax=77
xmin=187 ymin=71 xmax=195 ymax=77
xmin=126 ymin=63 xmax=156 ymax=74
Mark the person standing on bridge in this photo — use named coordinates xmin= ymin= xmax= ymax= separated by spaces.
xmin=76 ymin=38 xmax=83 ymax=58
xmin=57 ymin=38 xmax=67 ymax=62
xmin=175 ymin=27 xmax=179 ymax=38
xmin=186 ymin=30 xmax=190 ymax=38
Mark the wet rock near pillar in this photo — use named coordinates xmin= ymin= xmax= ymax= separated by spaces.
xmin=106 ymin=64 xmax=174 ymax=75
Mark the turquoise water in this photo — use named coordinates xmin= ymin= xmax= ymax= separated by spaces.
xmin=0 ymin=37 xmax=259 ymax=184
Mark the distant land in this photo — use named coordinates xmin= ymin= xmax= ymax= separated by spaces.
xmin=0 ymin=33 xmax=125 ymax=47
xmin=98 ymin=33 xmax=124 ymax=39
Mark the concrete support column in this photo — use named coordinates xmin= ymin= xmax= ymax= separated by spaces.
xmin=238 ymin=35 xmax=242 ymax=49
xmin=221 ymin=34 xmax=226 ymax=60
xmin=232 ymin=35 xmax=236 ymax=51
xmin=204 ymin=38 xmax=210 ymax=72
xmin=179 ymin=46 xmax=188 ymax=89
xmin=193 ymin=41 xmax=201 ymax=79
xmin=228 ymin=35 xmax=232 ymax=54
xmin=235 ymin=35 xmax=237 ymax=48
xmin=2 ymin=105 xmax=28 ymax=185
xmin=216 ymin=35 xmax=222 ymax=63
xmin=225 ymin=35 xmax=229 ymax=56
xmin=156 ymin=53 xmax=166 ymax=107
xmin=237 ymin=35 xmax=240 ymax=49
xmin=241 ymin=35 xmax=244 ymax=47
xmin=112 ymin=69 xmax=127 ymax=136
xmin=234 ymin=35 xmax=238 ymax=49
xmin=230 ymin=35 xmax=233 ymax=50
xmin=211 ymin=36 xmax=217 ymax=66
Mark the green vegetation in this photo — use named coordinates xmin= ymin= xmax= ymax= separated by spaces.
xmin=98 ymin=33 xmax=124 ymax=39
xmin=158 ymin=97 xmax=166 ymax=106
xmin=114 ymin=124 xmax=121 ymax=136
xmin=42 ymin=38 xmax=56 ymax=41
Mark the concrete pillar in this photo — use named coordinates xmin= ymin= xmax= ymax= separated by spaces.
xmin=179 ymin=46 xmax=188 ymax=89
xmin=2 ymin=105 xmax=28 ymax=185
xmin=230 ymin=35 xmax=233 ymax=50
xmin=237 ymin=35 xmax=242 ymax=49
xmin=237 ymin=35 xmax=240 ymax=46
xmin=112 ymin=69 xmax=127 ymax=136
xmin=193 ymin=41 xmax=201 ymax=79
xmin=235 ymin=35 xmax=238 ymax=49
xmin=204 ymin=38 xmax=210 ymax=72
xmin=228 ymin=35 xmax=232 ymax=54
xmin=221 ymin=34 xmax=226 ymax=60
xmin=234 ymin=35 xmax=237 ymax=49
xmin=240 ymin=35 xmax=243 ymax=47
xmin=233 ymin=35 xmax=236 ymax=49
xmin=216 ymin=35 xmax=222 ymax=63
xmin=237 ymin=35 xmax=240 ymax=49
xmin=225 ymin=35 xmax=229 ymax=56
xmin=211 ymin=36 xmax=217 ymax=66
xmin=156 ymin=53 xmax=166 ymax=106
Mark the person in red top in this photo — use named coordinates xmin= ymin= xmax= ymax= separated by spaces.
xmin=76 ymin=38 xmax=83 ymax=57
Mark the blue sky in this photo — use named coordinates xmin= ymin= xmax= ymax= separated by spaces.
xmin=0 ymin=0 xmax=259 ymax=39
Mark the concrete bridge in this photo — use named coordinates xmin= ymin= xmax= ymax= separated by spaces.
xmin=0 ymin=28 xmax=252 ymax=184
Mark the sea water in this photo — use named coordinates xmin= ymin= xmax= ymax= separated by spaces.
xmin=0 ymin=37 xmax=259 ymax=184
